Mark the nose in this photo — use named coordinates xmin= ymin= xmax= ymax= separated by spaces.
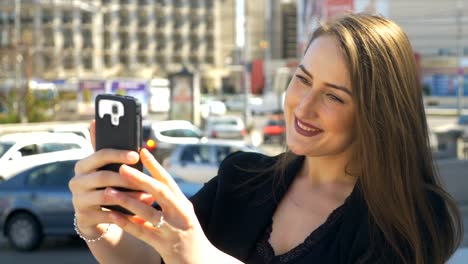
xmin=295 ymin=87 xmax=319 ymax=117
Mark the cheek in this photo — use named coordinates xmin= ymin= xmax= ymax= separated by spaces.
xmin=284 ymin=81 xmax=302 ymax=110
xmin=330 ymin=110 xmax=356 ymax=138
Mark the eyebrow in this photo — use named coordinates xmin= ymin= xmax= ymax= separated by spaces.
xmin=298 ymin=64 xmax=352 ymax=96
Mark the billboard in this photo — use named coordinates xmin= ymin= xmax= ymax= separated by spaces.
xmin=298 ymin=0 xmax=354 ymax=55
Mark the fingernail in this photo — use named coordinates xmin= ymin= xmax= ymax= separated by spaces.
xmin=127 ymin=152 xmax=139 ymax=161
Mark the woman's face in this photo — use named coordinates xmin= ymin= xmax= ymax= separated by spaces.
xmin=284 ymin=36 xmax=356 ymax=158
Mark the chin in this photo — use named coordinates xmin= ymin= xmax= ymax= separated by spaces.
xmin=286 ymin=140 xmax=315 ymax=156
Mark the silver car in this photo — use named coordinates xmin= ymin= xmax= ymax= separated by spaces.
xmin=163 ymin=139 xmax=261 ymax=184
xmin=204 ymin=116 xmax=247 ymax=140
xmin=0 ymin=158 xmax=204 ymax=251
xmin=0 ymin=159 xmax=77 ymax=251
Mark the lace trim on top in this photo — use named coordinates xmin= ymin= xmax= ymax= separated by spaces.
xmin=254 ymin=190 xmax=354 ymax=263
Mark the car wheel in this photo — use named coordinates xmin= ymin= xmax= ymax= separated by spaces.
xmin=6 ymin=212 xmax=43 ymax=251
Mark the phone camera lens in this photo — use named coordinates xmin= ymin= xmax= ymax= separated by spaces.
xmin=112 ymin=104 xmax=118 ymax=114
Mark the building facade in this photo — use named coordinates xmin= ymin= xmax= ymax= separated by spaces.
xmin=0 ymin=0 xmax=218 ymax=81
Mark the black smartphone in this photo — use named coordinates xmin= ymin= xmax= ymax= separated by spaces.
xmin=95 ymin=94 xmax=142 ymax=215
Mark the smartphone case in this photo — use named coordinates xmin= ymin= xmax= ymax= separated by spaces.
xmin=95 ymin=94 xmax=142 ymax=215
xmin=95 ymin=94 xmax=142 ymax=172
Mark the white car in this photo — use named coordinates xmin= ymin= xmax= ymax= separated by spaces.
xmin=143 ymin=120 xmax=204 ymax=162
xmin=0 ymin=132 xmax=93 ymax=180
xmin=163 ymin=139 xmax=261 ymax=183
xmin=204 ymin=115 xmax=247 ymax=140
xmin=200 ymin=98 xmax=227 ymax=119
xmin=49 ymin=124 xmax=91 ymax=142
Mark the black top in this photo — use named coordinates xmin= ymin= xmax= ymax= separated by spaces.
xmin=248 ymin=184 xmax=357 ymax=263
xmin=189 ymin=151 xmax=396 ymax=264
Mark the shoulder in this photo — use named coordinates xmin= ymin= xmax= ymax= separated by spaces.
xmin=216 ymin=151 xmax=281 ymax=188
xmin=218 ymin=151 xmax=279 ymax=173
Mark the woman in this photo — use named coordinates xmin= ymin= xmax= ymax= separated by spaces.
xmin=70 ymin=13 xmax=462 ymax=264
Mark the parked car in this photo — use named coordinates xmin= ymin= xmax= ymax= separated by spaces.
xmin=224 ymin=94 xmax=263 ymax=112
xmin=204 ymin=115 xmax=247 ymax=140
xmin=49 ymin=124 xmax=91 ymax=142
xmin=263 ymin=114 xmax=286 ymax=144
xmin=0 ymin=132 xmax=93 ymax=180
xmin=0 ymin=159 xmax=203 ymax=251
xmin=0 ymin=159 xmax=78 ymax=251
xmin=163 ymin=139 xmax=261 ymax=183
xmin=142 ymin=120 xmax=204 ymax=162
xmin=200 ymin=98 xmax=227 ymax=119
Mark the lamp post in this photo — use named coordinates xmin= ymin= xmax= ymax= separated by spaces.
xmin=236 ymin=0 xmax=250 ymax=125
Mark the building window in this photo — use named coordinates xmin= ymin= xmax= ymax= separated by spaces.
xmin=173 ymin=0 xmax=184 ymax=8
xmin=43 ymin=28 xmax=54 ymax=46
xmin=63 ymin=29 xmax=74 ymax=49
xmin=103 ymin=13 xmax=113 ymax=25
xmin=173 ymin=55 xmax=182 ymax=63
xmin=63 ymin=55 xmax=75 ymax=69
xmin=156 ymin=40 xmax=165 ymax=52
xmin=82 ymin=11 xmax=93 ymax=24
xmin=138 ymin=33 xmax=148 ymax=50
xmin=138 ymin=0 xmax=150 ymax=5
xmin=119 ymin=9 xmax=130 ymax=27
xmin=42 ymin=9 xmax=54 ymax=24
xmin=62 ymin=10 xmax=73 ymax=24
xmin=137 ymin=9 xmax=150 ymax=27
xmin=103 ymin=31 xmax=112 ymax=49
xmin=189 ymin=11 xmax=199 ymax=29
xmin=205 ymin=0 xmax=214 ymax=9
xmin=83 ymin=55 xmax=93 ymax=69
xmin=155 ymin=54 xmax=165 ymax=64
xmin=82 ymin=29 xmax=93 ymax=49
xmin=42 ymin=53 xmax=53 ymax=69
xmin=189 ymin=55 xmax=198 ymax=65
xmin=104 ymin=54 xmax=113 ymax=67
xmin=119 ymin=54 xmax=129 ymax=65
xmin=137 ymin=54 xmax=147 ymax=64
xmin=206 ymin=13 xmax=214 ymax=30
xmin=120 ymin=0 xmax=132 ymax=5
xmin=119 ymin=32 xmax=129 ymax=49
xmin=205 ymin=53 xmax=214 ymax=64
xmin=206 ymin=34 xmax=214 ymax=50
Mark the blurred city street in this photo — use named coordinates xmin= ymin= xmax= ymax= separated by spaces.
xmin=0 ymin=0 xmax=467 ymax=263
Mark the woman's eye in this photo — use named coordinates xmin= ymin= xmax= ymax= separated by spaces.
xmin=327 ymin=94 xmax=344 ymax=103
xmin=295 ymin=75 xmax=310 ymax=85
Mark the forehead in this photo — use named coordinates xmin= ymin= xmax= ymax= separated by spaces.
xmin=302 ymin=36 xmax=351 ymax=89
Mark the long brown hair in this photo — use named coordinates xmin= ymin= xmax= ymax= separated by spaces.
xmin=281 ymin=13 xmax=461 ymax=263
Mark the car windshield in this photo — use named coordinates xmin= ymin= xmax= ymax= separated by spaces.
xmin=0 ymin=142 xmax=13 ymax=157
xmin=267 ymin=120 xmax=285 ymax=126
xmin=213 ymin=120 xmax=238 ymax=126
xmin=160 ymin=129 xmax=201 ymax=138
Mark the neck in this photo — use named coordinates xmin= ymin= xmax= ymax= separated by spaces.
xmin=301 ymin=154 xmax=357 ymax=188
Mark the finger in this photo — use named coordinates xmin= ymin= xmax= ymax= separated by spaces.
xmin=90 ymin=120 xmax=96 ymax=151
xmin=119 ymin=165 xmax=189 ymax=220
xmin=140 ymin=149 xmax=185 ymax=199
xmin=104 ymin=187 xmax=165 ymax=227
xmin=74 ymin=149 xmax=140 ymax=175
xmin=109 ymin=212 xmax=165 ymax=247
xmin=70 ymin=170 xmax=141 ymax=192
xmin=73 ymin=188 xmax=154 ymax=211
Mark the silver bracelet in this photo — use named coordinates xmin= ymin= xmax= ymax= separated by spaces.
xmin=74 ymin=214 xmax=110 ymax=243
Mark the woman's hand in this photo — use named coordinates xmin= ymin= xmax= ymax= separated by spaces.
xmin=70 ymin=121 xmax=241 ymax=263
xmin=69 ymin=121 xmax=155 ymax=240
xmin=103 ymin=148 xmax=223 ymax=263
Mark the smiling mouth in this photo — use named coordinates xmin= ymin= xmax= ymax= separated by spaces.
xmin=294 ymin=116 xmax=323 ymax=137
